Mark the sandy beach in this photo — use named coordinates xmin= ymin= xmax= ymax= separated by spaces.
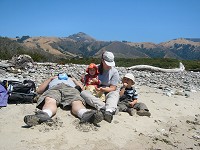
xmin=0 ymin=85 xmax=200 ymax=150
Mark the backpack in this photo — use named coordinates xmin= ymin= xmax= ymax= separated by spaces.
xmin=3 ymin=80 xmax=37 ymax=104
xmin=0 ymin=84 xmax=8 ymax=107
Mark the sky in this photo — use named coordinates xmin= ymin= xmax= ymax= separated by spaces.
xmin=0 ymin=0 xmax=200 ymax=43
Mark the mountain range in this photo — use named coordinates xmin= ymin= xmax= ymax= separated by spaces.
xmin=1 ymin=32 xmax=200 ymax=60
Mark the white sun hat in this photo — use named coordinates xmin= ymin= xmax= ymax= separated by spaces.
xmin=124 ymin=73 xmax=135 ymax=84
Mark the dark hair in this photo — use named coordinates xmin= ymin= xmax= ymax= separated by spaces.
xmin=98 ymin=51 xmax=106 ymax=75
xmin=98 ymin=62 xmax=103 ymax=75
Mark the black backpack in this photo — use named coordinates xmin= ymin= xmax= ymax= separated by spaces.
xmin=3 ymin=80 xmax=37 ymax=104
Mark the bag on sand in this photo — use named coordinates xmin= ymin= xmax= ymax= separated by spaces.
xmin=0 ymin=84 xmax=8 ymax=107
xmin=3 ymin=80 xmax=37 ymax=104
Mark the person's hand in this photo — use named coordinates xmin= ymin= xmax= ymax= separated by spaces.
xmin=50 ymin=76 xmax=57 ymax=81
xmin=129 ymin=101 xmax=135 ymax=107
xmin=92 ymin=78 xmax=98 ymax=83
xmin=122 ymin=83 xmax=128 ymax=88
xmin=95 ymin=86 xmax=104 ymax=92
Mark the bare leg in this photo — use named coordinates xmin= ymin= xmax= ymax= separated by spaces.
xmin=71 ymin=100 xmax=86 ymax=116
xmin=24 ymin=97 xmax=57 ymax=126
xmin=71 ymin=100 xmax=104 ymax=124
xmin=42 ymin=97 xmax=57 ymax=116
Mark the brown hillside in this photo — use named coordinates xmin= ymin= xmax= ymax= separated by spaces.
xmin=126 ymin=42 xmax=158 ymax=49
xmin=8 ymin=33 xmax=200 ymax=60
xmin=96 ymin=42 xmax=149 ymax=58
xmin=159 ymin=38 xmax=200 ymax=48
xmin=23 ymin=37 xmax=64 ymax=55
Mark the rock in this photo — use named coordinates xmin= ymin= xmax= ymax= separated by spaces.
xmin=9 ymin=54 xmax=35 ymax=69
xmin=0 ymin=60 xmax=199 ymax=96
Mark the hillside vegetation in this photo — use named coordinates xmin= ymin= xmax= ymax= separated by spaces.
xmin=59 ymin=57 xmax=200 ymax=71
xmin=0 ymin=37 xmax=66 ymax=62
xmin=1 ymin=34 xmax=200 ymax=71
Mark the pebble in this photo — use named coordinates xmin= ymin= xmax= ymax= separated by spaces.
xmin=0 ymin=59 xmax=200 ymax=98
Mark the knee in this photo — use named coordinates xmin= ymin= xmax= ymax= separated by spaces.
xmin=72 ymin=100 xmax=82 ymax=106
xmin=80 ymin=90 xmax=89 ymax=97
xmin=71 ymin=100 xmax=85 ymax=113
xmin=112 ymin=90 xmax=119 ymax=96
xmin=45 ymin=97 xmax=56 ymax=104
xmin=107 ymin=91 xmax=119 ymax=99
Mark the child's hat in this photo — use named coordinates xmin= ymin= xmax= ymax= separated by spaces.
xmin=124 ymin=73 xmax=135 ymax=84
xmin=86 ymin=63 xmax=99 ymax=74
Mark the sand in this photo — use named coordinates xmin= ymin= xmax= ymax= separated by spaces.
xmin=0 ymin=86 xmax=200 ymax=150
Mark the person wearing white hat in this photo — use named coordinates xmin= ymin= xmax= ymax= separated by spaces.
xmin=118 ymin=73 xmax=151 ymax=117
xmin=81 ymin=51 xmax=119 ymax=123
xmin=102 ymin=51 xmax=115 ymax=67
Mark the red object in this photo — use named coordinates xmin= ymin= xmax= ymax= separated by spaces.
xmin=82 ymin=63 xmax=100 ymax=87
xmin=86 ymin=63 xmax=99 ymax=75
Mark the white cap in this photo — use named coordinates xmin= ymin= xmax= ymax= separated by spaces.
xmin=102 ymin=51 xmax=115 ymax=66
xmin=124 ymin=73 xmax=135 ymax=84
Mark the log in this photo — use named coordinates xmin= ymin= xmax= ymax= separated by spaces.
xmin=127 ymin=62 xmax=185 ymax=73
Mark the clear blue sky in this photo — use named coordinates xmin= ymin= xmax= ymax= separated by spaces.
xmin=0 ymin=0 xmax=199 ymax=43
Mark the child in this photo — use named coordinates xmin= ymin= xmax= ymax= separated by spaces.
xmin=81 ymin=63 xmax=105 ymax=101
xmin=118 ymin=73 xmax=151 ymax=117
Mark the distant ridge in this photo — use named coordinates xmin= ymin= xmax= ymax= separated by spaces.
xmin=0 ymin=33 xmax=200 ymax=60
xmin=68 ymin=32 xmax=96 ymax=42
xmin=184 ymin=38 xmax=200 ymax=42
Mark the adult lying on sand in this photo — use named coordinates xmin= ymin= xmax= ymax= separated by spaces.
xmin=23 ymin=74 xmax=104 ymax=126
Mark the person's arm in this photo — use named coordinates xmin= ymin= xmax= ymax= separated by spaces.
xmin=129 ymin=99 xmax=138 ymax=107
xmin=129 ymin=89 xmax=138 ymax=107
xmin=36 ymin=76 xmax=57 ymax=94
xmin=96 ymin=85 xmax=116 ymax=93
xmin=119 ymin=83 xmax=128 ymax=96
xmin=119 ymin=87 xmax=125 ymax=97
xmin=96 ymin=68 xmax=119 ymax=93
xmin=71 ymin=77 xmax=84 ymax=89
xmin=100 ymin=68 xmax=119 ymax=93
xmin=91 ymin=77 xmax=101 ymax=85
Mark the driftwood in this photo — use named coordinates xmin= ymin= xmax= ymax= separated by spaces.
xmin=128 ymin=62 xmax=185 ymax=73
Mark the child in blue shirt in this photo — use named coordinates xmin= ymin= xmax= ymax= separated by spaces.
xmin=118 ymin=73 xmax=151 ymax=117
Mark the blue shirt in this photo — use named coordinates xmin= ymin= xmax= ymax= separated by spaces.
xmin=119 ymin=86 xmax=138 ymax=102
xmin=48 ymin=77 xmax=76 ymax=89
